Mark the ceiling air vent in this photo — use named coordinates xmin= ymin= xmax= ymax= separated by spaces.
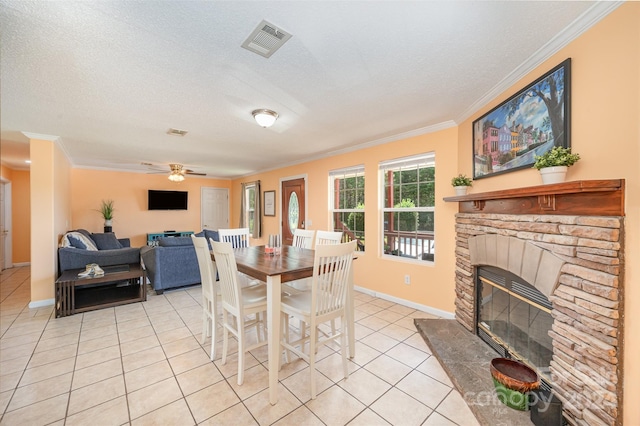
xmin=241 ymin=20 xmax=292 ymax=58
xmin=167 ymin=128 xmax=188 ymax=136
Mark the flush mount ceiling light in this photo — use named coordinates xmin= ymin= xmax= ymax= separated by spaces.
xmin=252 ymin=109 xmax=279 ymax=128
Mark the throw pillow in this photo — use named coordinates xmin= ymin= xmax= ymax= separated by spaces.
xmin=67 ymin=235 xmax=87 ymax=249
xmin=61 ymin=231 xmax=98 ymax=251
xmin=92 ymin=232 xmax=124 ymax=250
xmin=158 ymin=236 xmax=193 ymax=247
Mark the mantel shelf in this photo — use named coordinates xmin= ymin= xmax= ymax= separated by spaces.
xmin=443 ymin=179 xmax=625 ymax=216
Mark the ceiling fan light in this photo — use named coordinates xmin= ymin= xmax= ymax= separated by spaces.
xmin=168 ymin=172 xmax=185 ymax=182
xmin=252 ymin=109 xmax=278 ymax=128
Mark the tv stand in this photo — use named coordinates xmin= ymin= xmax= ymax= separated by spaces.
xmin=147 ymin=231 xmax=194 ymax=246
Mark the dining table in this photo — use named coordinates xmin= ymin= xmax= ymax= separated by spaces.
xmin=214 ymin=244 xmax=356 ymax=405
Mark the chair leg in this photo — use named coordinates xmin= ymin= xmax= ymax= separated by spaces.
xmin=309 ymin=324 xmax=317 ymax=400
xmin=201 ymin=310 xmax=208 ymax=345
xmin=221 ymin=311 xmax=229 ymax=365
xmin=340 ymin=316 xmax=349 ymax=380
xmin=237 ymin=315 xmax=245 ymax=386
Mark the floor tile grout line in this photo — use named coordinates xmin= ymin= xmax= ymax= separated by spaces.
xmin=0 ymin=266 xmax=476 ymax=426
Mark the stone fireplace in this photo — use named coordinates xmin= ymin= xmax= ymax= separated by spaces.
xmin=445 ymin=180 xmax=625 ymax=426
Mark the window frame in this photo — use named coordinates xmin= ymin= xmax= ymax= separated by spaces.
xmin=329 ymin=165 xmax=365 ymax=252
xmin=379 ymin=153 xmax=436 ymax=263
xmin=244 ymin=182 xmax=257 ymax=235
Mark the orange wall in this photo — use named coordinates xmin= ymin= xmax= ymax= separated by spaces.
xmin=30 ymin=137 xmax=71 ymax=302
xmin=11 ymin=170 xmax=30 ymax=263
xmin=70 ymin=169 xmax=231 ymax=247
xmin=233 ymin=126 xmax=460 ymax=315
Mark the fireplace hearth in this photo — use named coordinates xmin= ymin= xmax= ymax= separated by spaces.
xmin=445 ymin=180 xmax=625 ymax=426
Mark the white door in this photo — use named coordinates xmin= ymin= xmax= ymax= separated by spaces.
xmin=201 ymin=187 xmax=229 ymax=231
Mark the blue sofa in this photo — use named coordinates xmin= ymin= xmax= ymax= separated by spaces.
xmin=58 ymin=229 xmax=140 ymax=273
xmin=140 ymin=230 xmax=218 ymax=294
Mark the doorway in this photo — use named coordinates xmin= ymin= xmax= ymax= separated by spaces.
xmin=281 ymin=177 xmax=306 ymax=246
xmin=0 ymin=181 xmax=11 ymax=270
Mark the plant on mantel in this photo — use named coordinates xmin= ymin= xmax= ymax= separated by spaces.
xmin=451 ymin=174 xmax=472 ymax=196
xmin=533 ymin=146 xmax=580 ymax=184
xmin=532 ymin=146 xmax=580 ymax=170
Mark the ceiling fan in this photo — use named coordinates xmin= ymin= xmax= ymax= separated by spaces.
xmin=142 ymin=162 xmax=206 ymax=181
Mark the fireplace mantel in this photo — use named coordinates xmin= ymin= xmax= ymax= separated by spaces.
xmin=443 ymin=179 xmax=625 ymax=216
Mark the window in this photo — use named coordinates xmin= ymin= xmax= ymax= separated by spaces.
xmin=329 ymin=166 xmax=365 ymax=251
xmin=380 ymin=153 xmax=435 ymax=262
xmin=240 ymin=181 xmax=261 ymax=238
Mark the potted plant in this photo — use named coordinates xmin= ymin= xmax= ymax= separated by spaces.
xmin=533 ymin=146 xmax=580 ymax=184
xmin=451 ymin=174 xmax=472 ymax=196
xmin=96 ymin=199 xmax=115 ymax=227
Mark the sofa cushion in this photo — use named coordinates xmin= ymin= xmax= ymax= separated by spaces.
xmin=61 ymin=231 xmax=98 ymax=251
xmin=158 ymin=236 xmax=193 ymax=247
xmin=205 ymin=229 xmax=220 ymax=243
xmin=195 ymin=230 xmax=219 ymax=249
xmin=92 ymin=232 xmax=124 ymax=250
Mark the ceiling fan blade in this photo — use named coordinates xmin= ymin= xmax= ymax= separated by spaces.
xmin=185 ymin=169 xmax=206 ymax=176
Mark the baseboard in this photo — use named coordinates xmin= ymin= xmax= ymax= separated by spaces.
xmin=29 ymin=298 xmax=55 ymax=309
xmin=11 ymin=262 xmax=30 ymax=267
xmin=354 ymin=285 xmax=455 ymax=319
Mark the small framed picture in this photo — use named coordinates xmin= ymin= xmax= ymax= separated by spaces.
xmin=264 ymin=190 xmax=275 ymax=216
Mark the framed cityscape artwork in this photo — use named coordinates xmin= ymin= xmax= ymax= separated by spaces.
xmin=472 ymin=58 xmax=571 ymax=179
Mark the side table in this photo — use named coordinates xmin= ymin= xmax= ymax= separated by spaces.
xmin=55 ymin=263 xmax=146 ymax=317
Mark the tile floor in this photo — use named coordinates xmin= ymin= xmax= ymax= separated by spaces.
xmin=0 ymin=266 xmax=480 ymax=426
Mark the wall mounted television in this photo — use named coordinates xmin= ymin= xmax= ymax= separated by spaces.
xmin=148 ymin=190 xmax=188 ymax=210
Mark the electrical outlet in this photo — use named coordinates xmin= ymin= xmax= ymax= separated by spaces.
xmin=404 ymin=274 xmax=411 ymax=285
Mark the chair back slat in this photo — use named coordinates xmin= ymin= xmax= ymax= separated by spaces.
xmin=311 ymin=241 xmax=356 ymax=318
xmin=191 ymin=235 xmax=215 ymax=300
xmin=292 ymin=229 xmax=315 ymax=249
xmin=315 ymin=230 xmax=343 ymax=246
xmin=218 ymin=228 xmax=251 ymax=248
xmin=211 ymin=240 xmax=242 ymax=315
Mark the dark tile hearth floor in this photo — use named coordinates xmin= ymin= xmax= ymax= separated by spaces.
xmin=414 ymin=319 xmax=533 ymax=426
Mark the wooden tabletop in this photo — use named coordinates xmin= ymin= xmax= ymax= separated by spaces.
xmin=215 ymin=245 xmax=315 ymax=283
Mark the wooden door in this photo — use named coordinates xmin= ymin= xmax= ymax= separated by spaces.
xmin=281 ymin=178 xmax=306 ymax=246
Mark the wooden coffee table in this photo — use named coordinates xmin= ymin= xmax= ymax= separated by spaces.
xmin=55 ymin=263 xmax=146 ymax=317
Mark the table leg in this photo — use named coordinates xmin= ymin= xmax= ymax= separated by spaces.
xmin=267 ymin=274 xmax=282 ymax=405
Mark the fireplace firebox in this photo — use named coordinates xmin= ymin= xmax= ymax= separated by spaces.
xmin=476 ymin=266 xmax=553 ymax=390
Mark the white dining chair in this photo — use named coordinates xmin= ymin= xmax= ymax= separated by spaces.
xmin=292 ymin=229 xmax=315 ymax=249
xmin=218 ymin=228 xmax=251 ymax=248
xmin=211 ymin=240 xmax=268 ymax=385
xmin=218 ymin=228 xmax=260 ymax=287
xmin=191 ymin=234 xmax=220 ymax=361
xmin=315 ymin=230 xmax=343 ymax=245
xmin=280 ymin=240 xmax=357 ymax=399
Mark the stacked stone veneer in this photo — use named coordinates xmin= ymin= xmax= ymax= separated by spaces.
xmin=453 ymin=212 xmax=624 ymax=426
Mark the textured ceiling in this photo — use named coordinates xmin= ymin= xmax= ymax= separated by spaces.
xmin=0 ymin=1 xmax=618 ymax=178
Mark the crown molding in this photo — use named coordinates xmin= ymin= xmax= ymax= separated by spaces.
xmin=238 ymin=120 xmax=457 ymax=179
xmin=455 ymin=1 xmax=623 ymax=125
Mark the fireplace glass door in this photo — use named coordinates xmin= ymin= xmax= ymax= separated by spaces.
xmin=477 ymin=266 xmax=553 ymax=381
